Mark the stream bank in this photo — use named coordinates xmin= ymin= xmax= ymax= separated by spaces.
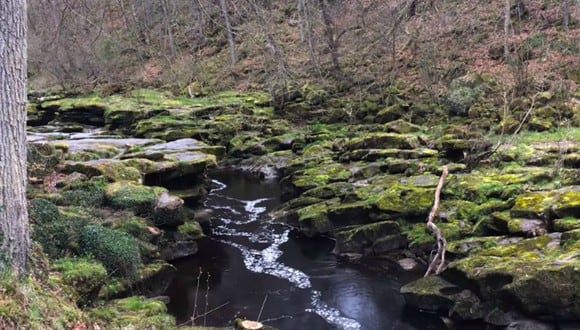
xmin=23 ymin=87 xmax=580 ymax=328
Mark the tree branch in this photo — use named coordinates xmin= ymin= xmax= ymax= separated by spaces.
xmin=424 ymin=165 xmax=448 ymax=277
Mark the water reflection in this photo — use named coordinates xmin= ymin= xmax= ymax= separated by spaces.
xmin=165 ymin=170 xmax=448 ymax=329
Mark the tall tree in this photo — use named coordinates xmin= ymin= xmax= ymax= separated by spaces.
xmin=0 ymin=0 xmax=30 ymax=276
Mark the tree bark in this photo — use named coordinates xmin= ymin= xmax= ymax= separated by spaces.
xmin=563 ymin=0 xmax=570 ymax=32
xmin=504 ymin=0 xmax=511 ymax=61
xmin=318 ymin=0 xmax=341 ymax=75
xmin=218 ymin=0 xmax=237 ymax=66
xmin=0 ymin=0 xmax=30 ymax=276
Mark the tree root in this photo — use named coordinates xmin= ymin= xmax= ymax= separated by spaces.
xmin=424 ymin=165 xmax=449 ymax=277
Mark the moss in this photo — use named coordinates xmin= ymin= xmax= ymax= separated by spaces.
xmin=88 ymin=296 xmax=175 ymax=329
xmin=404 ymin=223 xmax=435 ymax=247
xmin=343 ymin=132 xmax=420 ymax=150
xmin=177 ymin=221 xmax=204 ymax=238
xmin=553 ymin=217 xmax=580 ymax=232
xmin=60 ymin=176 xmax=108 ymax=207
xmin=52 ymin=257 xmax=107 ymax=306
xmin=296 ymin=200 xmax=334 ymax=234
xmin=293 ymin=162 xmax=352 ymax=188
xmin=375 ymin=184 xmax=434 ymax=218
xmin=79 ymin=225 xmax=142 ymax=278
xmin=29 ymin=198 xmax=60 ymax=224
xmin=109 ymin=216 xmax=158 ymax=243
xmin=31 ymin=202 xmax=90 ymax=259
xmin=552 ymin=190 xmax=580 ymax=218
xmin=510 ymin=191 xmax=553 ymax=219
xmin=0 ymin=272 xmax=83 ymax=329
xmin=104 ymin=182 xmax=161 ymax=215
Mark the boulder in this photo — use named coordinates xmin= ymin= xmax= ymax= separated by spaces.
xmin=334 ymin=221 xmax=404 ymax=255
xmin=401 ymin=275 xmax=463 ymax=314
xmin=152 ymin=191 xmax=185 ymax=228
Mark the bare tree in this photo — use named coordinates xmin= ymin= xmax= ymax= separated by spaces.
xmin=218 ymin=0 xmax=237 ymax=67
xmin=563 ymin=0 xmax=570 ymax=31
xmin=0 ymin=0 xmax=30 ymax=276
xmin=318 ymin=0 xmax=341 ymax=75
xmin=504 ymin=0 xmax=511 ymax=60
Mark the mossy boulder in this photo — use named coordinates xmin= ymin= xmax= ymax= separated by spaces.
xmin=31 ymin=200 xmax=90 ymax=259
xmin=104 ymin=182 xmax=163 ymax=216
xmin=52 ymin=257 xmax=107 ymax=306
xmin=510 ymin=192 xmax=554 ymax=219
xmin=374 ymin=185 xmax=434 ymax=218
xmin=444 ymin=235 xmax=580 ymax=320
xmin=551 ymin=187 xmax=580 ymax=218
xmin=159 ymin=229 xmax=200 ymax=260
xmin=61 ymin=159 xmax=142 ymax=183
xmin=79 ymin=225 xmax=142 ymax=278
xmin=334 ymin=221 xmax=404 ymax=255
xmin=401 ymin=276 xmax=463 ymax=314
xmin=553 ymin=217 xmax=580 ymax=232
xmin=343 ymin=133 xmax=420 ymax=150
xmin=88 ymin=296 xmax=175 ymax=329
xmin=99 ymin=260 xmax=176 ymax=299
xmin=152 ymin=191 xmax=185 ymax=228
xmin=489 ymin=211 xmax=547 ymax=236
xmin=109 ymin=215 xmax=160 ymax=243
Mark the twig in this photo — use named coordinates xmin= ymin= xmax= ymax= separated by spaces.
xmin=204 ymin=271 xmax=211 ymax=326
xmin=192 ymin=267 xmax=202 ymax=324
xmin=257 ymin=294 xmax=268 ymax=322
xmin=512 ymin=92 xmax=539 ymax=137
xmin=424 ymin=165 xmax=448 ymax=277
xmin=179 ymin=302 xmax=230 ymax=327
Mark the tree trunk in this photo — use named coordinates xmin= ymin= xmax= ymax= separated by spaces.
xmin=563 ymin=0 xmax=570 ymax=31
xmin=218 ymin=0 xmax=237 ymax=66
xmin=504 ymin=0 xmax=511 ymax=61
xmin=318 ymin=0 xmax=341 ymax=75
xmin=0 ymin=0 xmax=30 ymax=276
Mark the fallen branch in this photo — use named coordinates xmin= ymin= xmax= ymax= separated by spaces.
xmin=424 ymin=165 xmax=448 ymax=277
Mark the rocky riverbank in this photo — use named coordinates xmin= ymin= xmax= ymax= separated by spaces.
xmin=24 ymin=86 xmax=579 ymax=328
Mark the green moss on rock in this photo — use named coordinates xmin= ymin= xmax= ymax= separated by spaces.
xmin=80 ymin=225 xmax=142 ymax=278
xmin=52 ymin=257 xmax=107 ymax=306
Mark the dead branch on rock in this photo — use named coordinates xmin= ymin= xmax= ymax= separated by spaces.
xmin=424 ymin=165 xmax=448 ymax=277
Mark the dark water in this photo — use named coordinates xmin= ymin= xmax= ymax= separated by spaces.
xmin=165 ymin=170 xmax=449 ymax=330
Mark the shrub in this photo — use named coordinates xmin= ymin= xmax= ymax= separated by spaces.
xmin=79 ymin=225 xmax=141 ymax=278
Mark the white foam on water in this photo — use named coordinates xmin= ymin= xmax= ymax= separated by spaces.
xmin=210 ymin=179 xmax=227 ymax=192
xmin=219 ymin=229 xmax=312 ymax=289
xmin=210 ymin=186 xmax=360 ymax=329
xmin=211 ymin=205 xmax=242 ymax=215
xmin=307 ymin=291 xmax=362 ymax=330
xmin=243 ymin=198 xmax=270 ymax=221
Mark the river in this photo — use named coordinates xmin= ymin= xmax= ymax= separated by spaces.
xmin=165 ymin=169 xmax=451 ymax=330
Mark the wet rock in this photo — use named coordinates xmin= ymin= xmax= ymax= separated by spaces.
xmin=489 ymin=212 xmax=547 ymax=236
xmin=506 ymin=320 xmax=556 ymax=330
xmin=334 ymin=221 xmax=403 ymax=255
xmin=401 ymin=275 xmax=462 ymax=314
xmin=159 ymin=231 xmax=199 ymax=260
xmin=152 ymin=191 xmax=185 ymax=228
xmin=449 ymin=289 xmax=484 ymax=320
xmin=100 ymin=260 xmax=177 ymax=299
xmin=397 ymin=258 xmax=420 ymax=271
